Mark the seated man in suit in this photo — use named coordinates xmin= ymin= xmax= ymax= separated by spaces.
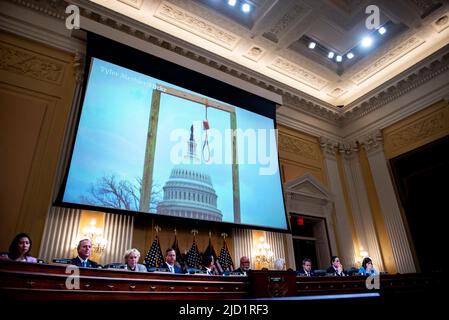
xmin=234 ymin=256 xmax=251 ymax=276
xmin=70 ymin=239 xmax=99 ymax=268
xmin=297 ymin=258 xmax=316 ymax=276
xmin=202 ymin=254 xmax=221 ymax=275
xmin=160 ymin=248 xmax=183 ymax=273
xmin=326 ymin=256 xmax=346 ymax=276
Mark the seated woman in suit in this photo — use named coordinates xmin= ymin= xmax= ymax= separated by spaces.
xmin=123 ymin=248 xmax=147 ymax=272
xmin=358 ymin=257 xmax=377 ymax=276
xmin=2 ymin=233 xmax=38 ymax=263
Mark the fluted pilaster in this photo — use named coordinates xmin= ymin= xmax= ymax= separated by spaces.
xmin=319 ymin=137 xmax=355 ymax=267
xmin=342 ymin=148 xmax=384 ymax=271
xmin=361 ymin=130 xmax=416 ymax=273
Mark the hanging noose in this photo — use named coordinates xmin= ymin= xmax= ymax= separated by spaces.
xmin=202 ymin=100 xmax=210 ymax=163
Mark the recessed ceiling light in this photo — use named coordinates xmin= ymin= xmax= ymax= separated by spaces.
xmin=242 ymin=3 xmax=251 ymax=13
xmin=361 ymin=36 xmax=373 ymax=48
xmin=347 ymin=52 xmax=354 ymax=59
xmin=328 ymin=52 xmax=335 ymax=59
xmin=308 ymin=42 xmax=316 ymax=49
xmin=336 ymin=55 xmax=342 ymax=62
xmin=378 ymin=27 xmax=387 ymax=35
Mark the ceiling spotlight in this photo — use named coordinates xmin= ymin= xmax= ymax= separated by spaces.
xmin=336 ymin=55 xmax=342 ymax=62
xmin=308 ymin=42 xmax=316 ymax=49
xmin=242 ymin=3 xmax=251 ymax=13
xmin=347 ymin=52 xmax=354 ymax=59
xmin=361 ymin=36 xmax=373 ymax=48
xmin=328 ymin=51 xmax=335 ymax=59
xmin=378 ymin=27 xmax=387 ymax=35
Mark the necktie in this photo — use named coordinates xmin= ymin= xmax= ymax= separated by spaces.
xmin=170 ymin=266 xmax=174 ymax=273
xmin=82 ymin=260 xmax=87 ymax=267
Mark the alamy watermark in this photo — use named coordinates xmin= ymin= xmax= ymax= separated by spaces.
xmin=365 ymin=5 xmax=381 ymax=30
xmin=65 ymin=5 xmax=80 ymax=30
xmin=169 ymin=125 xmax=278 ymax=176
xmin=365 ymin=274 xmax=380 ymax=290
xmin=65 ymin=265 xmax=80 ymax=289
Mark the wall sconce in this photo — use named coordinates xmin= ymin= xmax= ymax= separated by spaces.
xmin=354 ymin=247 xmax=369 ymax=268
xmin=255 ymin=236 xmax=273 ymax=269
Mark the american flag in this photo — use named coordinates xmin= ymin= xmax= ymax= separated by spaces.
xmin=218 ymin=239 xmax=234 ymax=271
xmin=186 ymin=238 xmax=201 ymax=269
xmin=171 ymin=235 xmax=184 ymax=266
xmin=144 ymin=235 xmax=164 ymax=267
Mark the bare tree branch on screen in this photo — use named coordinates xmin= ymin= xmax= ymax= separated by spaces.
xmin=80 ymin=174 xmax=161 ymax=212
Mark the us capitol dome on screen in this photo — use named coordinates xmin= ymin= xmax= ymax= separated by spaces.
xmin=156 ymin=125 xmax=223 ymax=221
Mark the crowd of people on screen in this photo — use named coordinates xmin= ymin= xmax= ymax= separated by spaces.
xmin=1 ymin=233 xmax=379 ymax=277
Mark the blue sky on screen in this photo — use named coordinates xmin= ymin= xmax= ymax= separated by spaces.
xmin=64 ymin=58 xmax=286 ymax=229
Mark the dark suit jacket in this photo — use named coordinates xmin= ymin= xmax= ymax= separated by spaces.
xmin=71 ymin=257 xmax=100 ymax=268
xmin=326 ymin=266 xmax=346 ymax=276
xmin=297 ymin=268 xmax=316 ymax=276
xmin=160 ymin=262 xmax=183 ymax=274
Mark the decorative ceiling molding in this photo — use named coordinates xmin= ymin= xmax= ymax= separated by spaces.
xmin=350 ymin=36 xmax=425 ymax=85
xmin=154 ymin=1 xmax=241 ymax=50
xmin=282 ymin=93 xmax=341 ymax=123
xmin=243 ymin=45 xmax=265 ymax=62
xmin=327 ymin=87 xmax=347 ymax=98
xmin=410 ymin=0 xmax=444 ymax=17
xmin=343 ymin=51 xmax=449 ymax=123
xmin=268 ymin=56 xmax=328 ymax=90
xmin=117 ymin=0 xmax=142 ymax=10
xmin=432 ymin=12 xmax=449 ymax=32
xmin=9 ymin=0 xmax=66 ymax=20
xmin=5 ymin=0 xmax=449 ymax=131
xmin=263 ymin=3 xmax=304 ymax=43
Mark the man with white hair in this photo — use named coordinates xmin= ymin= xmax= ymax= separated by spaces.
xmin=234 ymin=256 xmax=251 ymax=275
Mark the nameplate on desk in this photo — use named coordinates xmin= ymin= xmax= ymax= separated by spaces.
xmin=269 ymin=276 xmax=283 ymax=283
xmin=52 ymin=259 xmax=72 ymax=264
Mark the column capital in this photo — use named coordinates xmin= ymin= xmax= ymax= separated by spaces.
xmin=360 ymin=129 xmax=384 ymax=155
xmin=319 ymin=137 xmax=338 ymax=159
xmin=342 ymin=141 xmax=361 ymax=160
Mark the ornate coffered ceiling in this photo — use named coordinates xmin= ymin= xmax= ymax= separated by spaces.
xmin=2 ymin=0 xmax=448 ymax=130
xmin=82 ymin=0 xmax=449 ymax=109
